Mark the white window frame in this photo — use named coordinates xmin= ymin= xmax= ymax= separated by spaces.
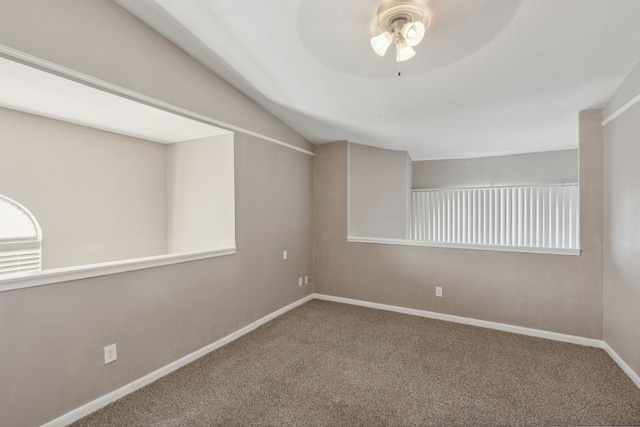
xmin=409 ymin=184 xmax=580 ymax=251
xmin=0 ymin=194 xmax=43 ymax=277
xmin=347 ymin=183 xmax=580 ymax=256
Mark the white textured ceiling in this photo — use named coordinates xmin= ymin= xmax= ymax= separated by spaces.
xmin=0 ymin=56 xmax=229 ymax=144
xmin=117 ymin=0 xmax=640 ymax=159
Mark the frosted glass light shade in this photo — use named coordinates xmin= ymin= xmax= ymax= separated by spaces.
xmin=401 ymin=21 xmax=425 ymax=47
xmin=396 ymin=41 xmax=416 ymax=62
xmin=370 ymin=31 xmax=393 ymax=56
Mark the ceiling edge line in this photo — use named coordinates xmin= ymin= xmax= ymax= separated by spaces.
xmin=0 ymin=44 xmax=315 ymax=157
xmin=411 ymin=145 xmax=579 ymax=162
xmin=602 ymin=90 xmax=640 ymax=126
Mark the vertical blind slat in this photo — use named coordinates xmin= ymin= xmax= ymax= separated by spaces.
xmin=410 ymin=184 xmax=579 ymax=250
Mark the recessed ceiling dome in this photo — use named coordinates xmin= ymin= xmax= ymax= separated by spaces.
xmin=296 ymin=0 xmax=522 ymax=79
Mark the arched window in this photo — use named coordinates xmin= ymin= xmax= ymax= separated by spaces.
xmin=0 ymin=194 xmax=42 ymax=277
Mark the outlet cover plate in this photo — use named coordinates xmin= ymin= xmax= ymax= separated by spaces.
xmin=104 ymin=343 xmax=117 ymax=364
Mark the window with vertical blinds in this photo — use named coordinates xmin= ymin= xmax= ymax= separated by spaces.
xmin=410 ymin=184 xmax=579 ymax=251
xmin=0 ymin=195 xmax=42 ymax=277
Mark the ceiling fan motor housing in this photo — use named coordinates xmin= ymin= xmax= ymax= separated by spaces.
xmin=375 ymin=0 xmax=432 ymax=34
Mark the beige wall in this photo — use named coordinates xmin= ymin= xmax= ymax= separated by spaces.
xmin=0 ymin=107 xmax=167 ymax=269
xmin=0 ymin=2 xmax=314 ymax=425
xmin=314 ymin=114 xmax=602 ymax=339
xmin=0 ymin=132 xmax=314 ymax=427
xmin=349 ymin=143 xmax=411 ymax=238
xmin=412 ymin=149 xmax=579 ymax=189
xmin=603 ymin=60 xmax=640 ymax=379
xmin=0 ymin=0 xmax=313 ymax=154
xmin=167 ymin=134 xmax=236 ymax=253
xmin=0 ymin=1 xmax=635 ymax=425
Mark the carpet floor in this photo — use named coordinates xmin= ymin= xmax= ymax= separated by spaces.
xmin=72 ymin=300 xmax=640 ymax=426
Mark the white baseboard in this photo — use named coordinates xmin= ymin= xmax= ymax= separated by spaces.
xmin=312 ymin=293 xmax=602 ymax=347
xmin=42 ymin=292 xmax=640 ymax=426
xmin=313 ymin=293 xmax=640 ymax=390
xmin=41 ymin=294 xmax=314 ymax=427
xmin=602 ymin=342 xmax=640 ymax=389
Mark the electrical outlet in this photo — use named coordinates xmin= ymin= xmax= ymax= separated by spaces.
xmin=435 ymin=287 xmax=443 ymax=297
xmin=298 ymin=277 xmax=303 ymax=287
xmin=283 ymin=250 xmax=287 ymax=260
xmin=304 ymin=276 xmax=309 ymax=284
xmin=104 ymin=343 xmax=117 ymax=364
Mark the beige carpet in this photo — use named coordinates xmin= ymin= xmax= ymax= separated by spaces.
xmin=72 ymin=300 xmax=640 ymax=426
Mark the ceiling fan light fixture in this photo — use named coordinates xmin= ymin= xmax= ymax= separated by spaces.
xmin=370 ymin=0 xmax=432 ymax=63
xmin=396 ymin=40 xmax=416 ymax=62
xmin=401 ymin=21 xmax=425 ymax=47
xmin=370 ymin=31 xmax=393 ymax=56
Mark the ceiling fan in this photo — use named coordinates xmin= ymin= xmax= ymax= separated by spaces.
xmin=370 ymin=0 xmax=433 ymax=62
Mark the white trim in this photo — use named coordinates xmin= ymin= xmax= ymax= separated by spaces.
xmin=37 ymin=294 xmax=640 ymax=426
xmin=314 ymin=294 xmax=640 ymax=389
xmin=347 ymin=235 xmax=581 ymax=256
xmin=405 ymin=154 xmax=412 ymax=239
xmin=346 ymin=141 xmax=352 ymax=236
xmin=313 ymin=294 xmax=601 ymax=347
xmin=0 ymin=247 xmax=236 ymax=293
xmin=603 ymin=91 xmax=640 ymax=126
xmin=40 ymin=294 xmax=314 ymax=427
xmin=0 ymin=44 xmax=314 ymax=157
xmin=602 ymin=342 xmax=640 ymax=389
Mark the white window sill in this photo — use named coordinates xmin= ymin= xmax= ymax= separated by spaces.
xmin=0 ymin=247 xmax=236 ymax=293
xmin=347 ymin=236 xmax=580 ymax=256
